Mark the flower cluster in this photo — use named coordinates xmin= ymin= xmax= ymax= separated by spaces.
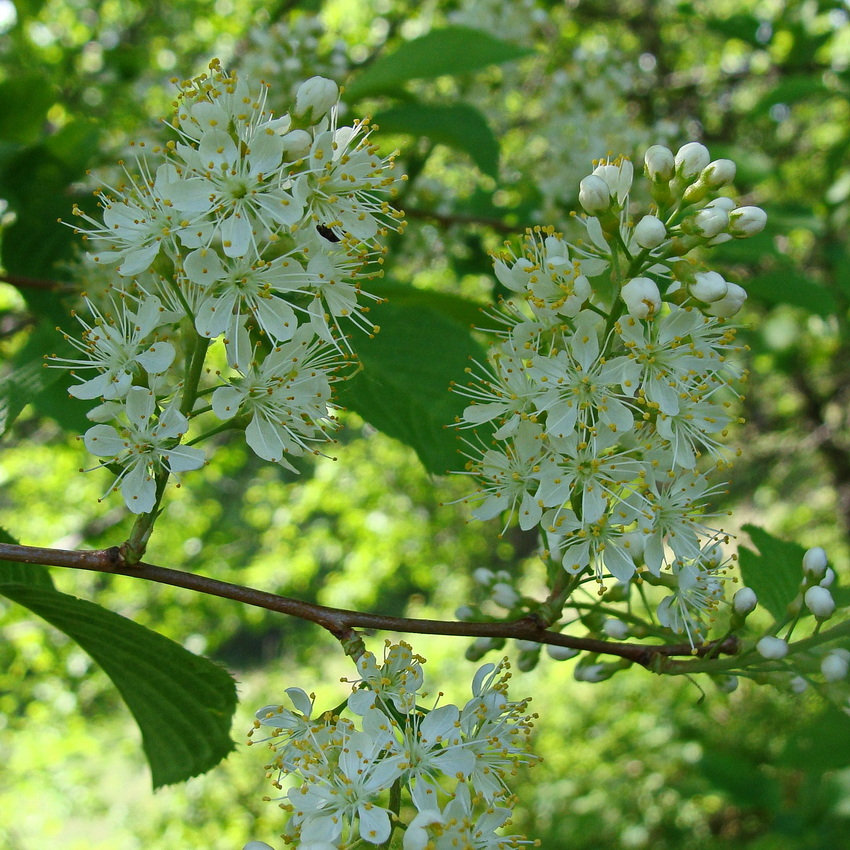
xmin=52 ymin=61 xmax=403 ymax=512
xmin=455 ymin=143 xmax=765 ymax=645
xmin=247 ymin=641 xmax=538 ymax=849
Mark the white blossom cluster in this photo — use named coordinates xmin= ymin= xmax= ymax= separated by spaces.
xmin=247 ymin=641 xmax=537 ymax=849
xmin=52 ymin=61 xmax=403 ymax=513
xmin=455 ymin=143 xmax=767 ymax=646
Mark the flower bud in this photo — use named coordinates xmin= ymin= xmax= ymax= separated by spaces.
xmin=675 ymin=142 xmax=711 ymax=179
xmin=465 ymin=636 xmax=500 ymax=661
xmin=803 ymin=546 xmax=828 ymax=580
xmin=455 ymin=605 xmax=475 ymax=620
xmin=621 ymin=276 xmax=661 ymax=318
xmin=821 ymin=649 xmax=850 ymax=682
xmin=706 ymin=282 xmax=747 ymax=317
xmin=707 ymin=196 xmax=736 ymax=212
xmin=574 ymin=662 xmax=606 ymax=682
xmin=293 ymin=76 xmax=339 ymax=121
xmin=733 ymin=586 xmax=758 ymax=616
xmin=700 ymin=159 xmax=736 ymax=188
xmin=578 ymin=174 xmax=612 ymax=216
xmin=729 ymin=206 xmax=767 ymax=238
xmin=603 ymin=618 xmax=629 ymax=639
xmin=280 ymin=129 xmax=313 ymax=159
xmin=547 ymin=644 xmax=580 ymax=661
xmin=515 ymin=639 xmax=542 ymax=652
xmin=634 ymin=214 xmax=667 ymax=249
xmin=821 ymin=567 xmax=836 ymax=588
xmin=517 ymin=651 xmax=539 ymax=672
xmin=689 ymin=206 xmax=730 ymax=238
xmin=491 ymin=581 xmax=519 ymax=608
xmin=244 ymin=843 xmax=275 ymax=850
xmin=804 ymin=585 xmax=835 ymax=620
xmin=790 ymin=675 xmax=808 ymax=694
xmin=756 ymin=635 xmax=789 ymax=660
xmin=644 ymin=144 xmax=675 ymax=182
xmin=690 ymin=270 xmax=729 ymax=303
xmin=473 ymin=567 xmax=495 ymax=586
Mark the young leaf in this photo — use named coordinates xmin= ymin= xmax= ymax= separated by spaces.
xmin=739 ymin=523 xmax=805 ymax=621
xmin=345 ymin=26 xmax=533 ymax=101
xmin=373 ymin=102 xmax=500 ymax=178
xmin=338 ymin=295 xmax=488 ymax=475
xmin=0 ymin=571 xmax=238 ymax=788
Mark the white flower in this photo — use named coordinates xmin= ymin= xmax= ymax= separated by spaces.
xmin=83 ymin=387 xmax=205 ymax=513
xmin=675 ymin=142 xmax=711 ymax=179
xmin=212 ymin=327 xmax=340 ymax=469
xmin=756 ymin=636 xmax=789 ymax=660
xmin=822 ymin=650 xmax=850 ymax=682
xmin=350 ymin=641 xmax=424 ymax=715
xmin=294 ymin=119 xmax=402 ymax=243
xmin=52 ymin=294 xmax=175 ymax=400
xmin=656 ymin=555 xmax=726 ymax=646
xmin=732 ymin=586 xmax=758 ymax=616
xmin=591 ymin=156 xmax=633 ymax=206
xmin=690 ymin=271 xmax=729 ymax=303
xmin=644 ymin=145 xmax=675 ymax=182
xmin=804 ymin=585 xmax=835 ymax=620
xmin=633 ymin=214 xmax=667 ymax=249
xmin=728 ymin=205 xmax=767 ymax=237
xmin=621 ymin=276 xmax=661 ymax=318
xmin=803 ymin=546 xmax=828 ymax=579
xmin=293 ymin=76 xmax=340 ymax=122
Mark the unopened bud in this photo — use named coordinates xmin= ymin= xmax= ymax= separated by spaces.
xmin=821 ymin=567 xmax=836 ymax=588
xmin=821 ymin=649 xmax=850 ymax=682
xmin=455 ymin=605 xmax=475 ymax=621
xmin=293 ymin=76 xmax=339 ymax=122
xmin=790 ymin=675 xmax=808 ymax=694
xmin=700 ymin=159 xmax=737 ymax=188
xmin=729 ymin=206 xmax=767 ymax=238
xmin=621 ymin=276 xmax=661 ymax=319
xmin=675 ymin=142 xmax=711 ymax=179
xmin=465 ymin=636 xmax=500 ymax=661
xmin=579 ymin=174 xmax=612 ymax=216
xmin=603 ymin=618 xmax=630 ymax=639
xmin=690 ymin=270 xmax=729 ymax=303
xmin=491 ymin=582 xmax=519 ymax=608
xmin=717 ymin=675 xmax=739 ymax=693
xmin=547 ymin=644 xmax=579 ymax=661
xmin=689 ymin=206 xmax=730 ymax=239
xmin=515 ymin=639 xmax=542 ymax=652
xmin=644 ymin=144 xmax=675 ymax=182
xmin=803 ymin=546 xmax=828 ymax=580
xmin=634 ymin=214 xmax=667 ymax=249
xmin=280 ymin=129 xmax=313 ymax=159
xmin=733 ymin=586 xmax=758 ymax=616
xmin=517 ymin=651 xmax=539 ymax=672
xmin=804 ymin=585 xmax=835 ymax=620
xmin=574 ymin=662 xmax=606 ymax=682
xmin=706 ymin=282 xmax=747 ymax=317
xmin=756 ymin=635 xmax=789 ymax=660
xmin=473 ymin=567 xmax=495 ymax=586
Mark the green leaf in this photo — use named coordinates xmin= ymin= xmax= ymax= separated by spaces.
xmin=753 ymin=75 xmax=830 ymax=117
xmin=0 ymin=73 xmax=56 ymax=146
xmin=703 ymin=14 xmax=765 ymax=48
xmin=339 ymin=296 xmax=488 ymax=474
xmin=374 ymin=102 xmax=500 ymax=178
xmin=345 ymin=26 xmax=534 ymax=101
xmin=0 ymin=567 xmax=237 ymax=787
xmin=779 ymin=706 xmax=850 ymax=771
xmin=699 ymin=750 xmax=782 ymax=811
xmin=745 ymin=268 xmax=837 ymax=316
xmin=0 ymin=527 xmax=55 ymax=589
xmin=739 ymin=524 xmax=805 ymax=621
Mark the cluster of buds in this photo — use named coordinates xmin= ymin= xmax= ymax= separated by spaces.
xmin=52 ymin=62 xmax=404 ymax=513
xmin=247 ymin=642 xmax=538 ymax=849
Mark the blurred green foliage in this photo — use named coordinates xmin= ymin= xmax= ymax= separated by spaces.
xmin=3 ymin=0 xmax=850 ymax=847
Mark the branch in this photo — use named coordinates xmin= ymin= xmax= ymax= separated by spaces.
xmin=0 ymin=273 xmax=75 ymax=292
xmin=0 ymin=541 xmax=738 ymax=668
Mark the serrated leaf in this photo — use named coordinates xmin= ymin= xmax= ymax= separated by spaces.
xmin=338 ymin=298 xmax=487 ymax=474
xmin=374 ymin=102 xmax=500 ymax=178
xmin=345 ymin=26 xmax=533 ymax=101
xmin=739 ymin=524 xmax=805 ymax=620
xmin=0 ymin=576 xmax=237 ymax=787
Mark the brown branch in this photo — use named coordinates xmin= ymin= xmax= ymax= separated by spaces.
xmin=402 ymin=206 xmax=518 ymax=235
xmin=0 ymin=541 xmax=738 ymax=668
